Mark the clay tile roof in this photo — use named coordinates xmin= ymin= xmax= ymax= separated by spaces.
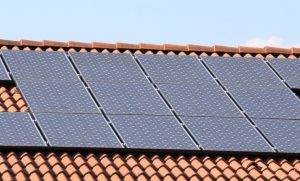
xmin=43 ymin=40 xmax=68 ymax=48
xmin=0 ymin=39 xmax=20 ymax=46
xmin=0 ymin=152 xmax=298 ymax=181
xmin=20 ymin=39 xmax=43 ymax=47
xmin=291 ymin=47 xmax=300 ymax=54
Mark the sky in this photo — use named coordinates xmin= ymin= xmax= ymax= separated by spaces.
xmin=0 ymin=0 xmax=299 ymax=47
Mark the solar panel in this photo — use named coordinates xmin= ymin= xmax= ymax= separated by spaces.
xmin=158 ymin=83 xmax=242 ymax=117
xmin=89 ymin=82 xmax=171 ymax=115
xmin=182 ymin=116 xmax=273 ymax=152
xmin=35 ymin=113 xmax=122 ymax=148
xmin=0 ymin=59 xmax=10 ymax=80
xmin=229 ymin=87 xmax=300 ymax=119
xmin=1 ymin=50 xmax=78 ymax=82
xmin=18 ymin=81 xmax=99 ymax=114
xmin=0 ymin=113 xmax=45 ymax=146
xmin=203 ymin=56 xmax=300 ymax=119
xmin=254 ymin=118 xmax=300 ymax=153
xmin=70 ymin=52 xmax=146 ymax=83
xmin=269 ymin=59 xmax=300 ymax=88
xmin=109 ymin=115 xmax=197 ymax=149
xmin=136 ymin=54 xmax=213 ymax=84
xmin=203 ymin=56 xmax=283 ymax=89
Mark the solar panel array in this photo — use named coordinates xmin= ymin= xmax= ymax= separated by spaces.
xmin=203 ymin=56 xmax=300 ymax=152
xmin=136 ymin=54 xmax=273 ymax=152
xmin=0 ymin=49 xmax=299 ymax=153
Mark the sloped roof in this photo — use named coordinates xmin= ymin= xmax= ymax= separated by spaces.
xmin=0 ymin=39 xmax=299 ymax=181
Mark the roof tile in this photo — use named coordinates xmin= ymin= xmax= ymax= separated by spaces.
xmin=20 ymin=39 xmax=43 ymax=47
xmin=92 ymin=42 xmax=116 ymax=49
xmin=116 ymin=42 xmax=138 ymax=50
xmin=213 ymin=45 xmax=239 ymax=53
xmin=264 ymin=46 xmax=291 ymax=54
xmin=68 ymin=41 xmax=92 ymax=48
xmin=163 ymin=44 xmax=188 ymax=51
xmin=239 ymin=46 xmax=265 ymax=54
xmin=139 ymin=43 xmax=164 ymax=50
xmin=43 ymin=40 xmax=68 ymax=47
xmin=187 ymin=44 xmax=213 ymax=52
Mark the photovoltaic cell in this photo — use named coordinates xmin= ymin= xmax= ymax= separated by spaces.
xmin=203 ymin=56 xmax=300 ymax=119
xmin=269 ymin=59 xmax=300 ymax=88
xmin=229 ymin=87 xmax=300 ymax=119
xmin=0 ymin=59 xmax=10 ymax=80
xmin=35 ymin=113 xmax=122 ymax=148
xmin=1 ymin=50 xmax=78 ymax=82
xmin=136 ymin=54 xmax=213 ymax=84
xmin=18 ymin=81 xmax=99 ymax=113
xmin=203 ymin=56 xmax=283 ymax=89
xmin=182 ymin=116 xmax=273 ymax=152
xmin=254 ymin=119 xmax=300 ymax=153
xmin=0 ymin=113 xmax=45 ymax=146
xmin=89 ymin=82 xmax=171 ymax=115
xmin=109 ymin=115 xmax=197 ymax=149
xmin=158 ymin=83 xmax=242 ymax=117
xmin=70 ymin=52 xmax=146 ymax=83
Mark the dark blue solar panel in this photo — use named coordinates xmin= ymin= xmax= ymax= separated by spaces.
xmin=0 ymin=113 xmax=45 ymax=146
xmin=254 ymin=118 xmax=300 ymax=153
xmin=70 ymin=52 xmax=146 ymax=83
xmin=203 ymin=56 xmax=283 ymax=89
xmin=182 ymin=116 xmax=273 ymax=152
xmin=35 ymin=113 xmax=122 ymax=148
xmin=203 ymin=56 xmax=300 ymax=119
xmin=88 ymin=82 xmax=171 ymax=115
xmin=1 ymin=50 xmax=78 ymax=82
xmin=18 ymin=81 xmax=99 ymax=114
xmin=269 ymin=59 xmax=300 ymax=88
xmin=109 ymin=115 xmax=197 ymax=149
xmin=136 ymin=54 xmax=213 ymax=84
xmin=229 ymin=87 xmax=300 ymax=119
xmin=158 ymin=83 xmax=242 ymax=117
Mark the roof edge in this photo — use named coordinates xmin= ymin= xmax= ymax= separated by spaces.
xmin=0 ymin=39 xmax=299 ymax=58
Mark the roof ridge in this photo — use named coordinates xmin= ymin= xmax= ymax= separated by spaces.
xmin=0 ymin=39 xmax=299 ymax=58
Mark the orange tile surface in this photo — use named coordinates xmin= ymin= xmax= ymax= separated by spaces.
xmin=0 ymin=86 xmax=27 ymax=112
xmin=0 ymin=152 xmax=298 ymax=181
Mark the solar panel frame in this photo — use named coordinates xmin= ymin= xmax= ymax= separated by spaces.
xmin=17 ymin=80 xmax=99 ymax=114
xmin=0 ymin=113 xmax=45 ymax=146
xmin=109 ymin=115 xmax=197 ymax=150
xmin=182 ymin=116 xmax=273 ymax=152
xmin=1 ymin=50 xmax=79 ymax=83
xmin=253 ymin=118 xmax=300 ymax=153
xmin=268 ymin=58 xmax=300 ymax=88
xmin=35 ymin=113 xmax=122 ymax=148
xmin=88 ymin=82 xmax=172 ymax=115
xmin=69 ymin=52 xmax=147 ymax=83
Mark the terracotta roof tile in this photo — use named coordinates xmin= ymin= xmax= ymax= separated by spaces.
xmin=291 ymin=47 xmax=300 ymax=54
xmin=138 ymin=43 xmax=163 ymax=51
xmin=0 ymin=39 xmax=20 ymax=46
xmin=213 ymin=45 xmax=239 ymax=53
xmin=43 ymin=40 xmax=68 ymax=48
xmin=68 ymin=41 xmax=92 ymax=49
xmin=116 ymin=43 xmax=138 ymax=50
xmin=92 ymin=42 xmax=116 ymax=49
xmin=187 ymin=44 xmax=213 ymax=52
xmin=264 ymin=46 xmax=291 ymax=54
xmin=163 ymin=44 xmax=188 ymax=52
xmin=20 ymin=39 xmax=43 ymax=47
xmin=239 ymin=46 xmax=265 ymax=54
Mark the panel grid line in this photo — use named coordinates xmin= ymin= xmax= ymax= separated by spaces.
xmin=0 ymin=52 xmax=49 ymax=146
xmin=132 ymin=54 xmax=201 ymax=150
xmin=66 ymin=52 xmax=127 ymax=148
xmin=199 ymin=56 xmax=277 ymax=152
